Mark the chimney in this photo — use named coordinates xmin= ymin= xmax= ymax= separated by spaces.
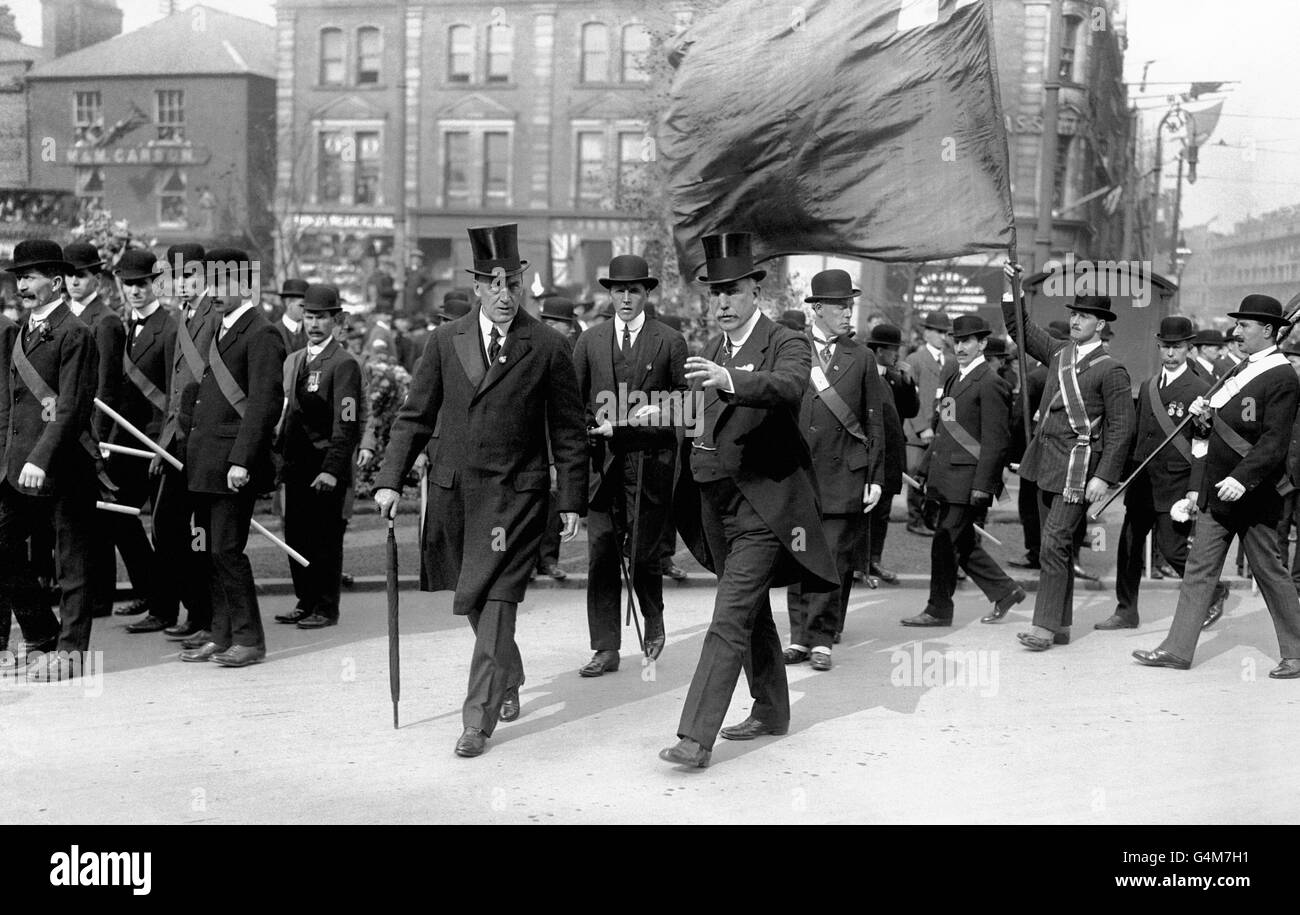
xmin=41 ymin=0 xmax=123 ymax=57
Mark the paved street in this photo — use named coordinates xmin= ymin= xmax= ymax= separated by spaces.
xmin=5 ymin=576 xmax=1298 ymax=825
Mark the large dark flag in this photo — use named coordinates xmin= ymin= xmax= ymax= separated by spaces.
xmin=661 ymin=0 xmax=1015 ymax=269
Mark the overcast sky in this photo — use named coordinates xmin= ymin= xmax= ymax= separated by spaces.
xmin=11 ymin=0 xmax=1299 ymax=234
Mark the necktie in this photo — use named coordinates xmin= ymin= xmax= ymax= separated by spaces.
xmin=723 ymin=336 xmax=734 ymax=362
xmin=817 ymin=337 xmax=833 ymax=370
xmin=621 ymin=325 xmax=631 ymax=357
xmin=488 ymin=326 xmax=502 ymax=364
xmin=218 ymin=323 xmax=228 ymax=342
xmin=1159 ymin=373 xmax=1167 ymax=390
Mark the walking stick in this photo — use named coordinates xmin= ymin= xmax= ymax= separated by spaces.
xmin=901 ymin=471 xmax=1000 ymax=546
xmin=1089 ymin=290 xmax=1300 ymax=521
xmin=94 ymin=398 xmax=183 ymax=472
xmin=386 ymin=516 xmax=401 ymax=729
xmin=625 ymin=450 xmax=647 ymax=655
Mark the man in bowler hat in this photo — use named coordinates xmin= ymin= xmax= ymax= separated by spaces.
xmin=863 ymin=322 xmax=920 ymax=583
xmin=275 ymin=278 xmax=309 ymax=354
xmin=903 ymin=311 xmax=956 ymax=536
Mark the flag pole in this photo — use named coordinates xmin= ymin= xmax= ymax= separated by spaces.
xmin=1007 ymin=246 xmax=1034 ymax=445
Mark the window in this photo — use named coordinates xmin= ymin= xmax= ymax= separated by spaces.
xmin=357 ymin=27 xmax=381 ymax=84
xmin=73 ymin=91 xmax=101 ymax=143
xmin=158 ymin=168 xmax=187 ymax=226
xmin=1058 ymin=14 xmax=1081 ymax=82
xmin=320 ymin=28 xmax=345 ymax=85
xmin=576 ymin=131 xmax=606 ymax=205
xmin=617 ymin=132 xmax=646 ymax=197
xmin=155 ymin=90 xmax=185 ymax=142
xmin=1052 ymin=135 xmax=1071 ymax=209
xmin=445 ymin=131 xmax=471 ymax=201
xmin=621 ymin=24 xmax=650 ymax=82
xmin=354 ymin=131 xmax=381 ymax=204
xmin=449 ymin=25 xmax=473 ymax=83
xmin=580 ymin=23 xmax=609 ymax=83
xmin=318 ymin=131 xmax=345 ymax=203
xmin=75 ymin=166 xmax=104 ymax=207
xmin=482 ymin=131 xmax=509 ymax=206
xmin=487 ymin=24 xmax=512 ymax=83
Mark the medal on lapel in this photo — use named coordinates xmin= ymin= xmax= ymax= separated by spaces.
xmin=307 ymin=370 xmax=321 ymax=393
xmin=1168 ymin=401 xmax=1183 ymax=418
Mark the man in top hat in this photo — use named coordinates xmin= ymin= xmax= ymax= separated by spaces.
xmin=660 ymin=232 xmax=838 ymax=768
xmin=903 ymin=311 xmax=956 ymax=536
xmin=1134 ymin=295 xmax=1300 ymax=676
xmin=863 ymin=322 xmax=920 ymax=584
xmin=274 ymin=283 xmax=362 ymax=630
xmin=374 ymin=224 xmax=588 ymax=758
xmin=1002 ymin=263 xmax=1135 ymax=651
xmin=275 ymin=278 xmax=309 ymax=355
xmin=573 ymin=253 xmax=688 ymax=676
xmin=179 ymin=248 xmax=287 ymax=668
xmin=783 ymin=269 xmax=884 ymax=670
xmin=902 ymin=315 xmax=1024 ymax=627
xmin=1099 ymin=317 xmax=1218 ymax=631
xmin=106 ymin=250 xmax=181 ymax=635
xmin=148 ymin=242 xmax=216 ymax=642
xmin=0 ymin=240 xmax=100 ymax=678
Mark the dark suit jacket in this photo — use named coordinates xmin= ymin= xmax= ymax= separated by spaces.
xmin=278 ymin=338 xmax=363 ymax=487
xmin=800 ymin=332 xmax=885 ymax=514
xmin=161 ymin=294 xmax=218 ymax=453
xmin=675 ymin=313 xmax=838 ymax=592
xmin=1125 ymin=367 xmax=1210 ymax=512
xmin=1003 ymin=299 xmax=1135 ymax=493
xmin=375 ymin=306 xmax=588 ymax=613
xmin=877 ymin=364 xmax=918 ymax=493
xmin=115 ymin=305 xmax=177 ymax=443
xmin=921 ymin=360 xmax=1011 ymax=503
xmin=573 ymin=315 xmax=688 ymax=504
xmin=185 ymin=306 xmax=287 ymax=495
xmin=275 ymin=318 xmax=307 ymax=356
xmin=73 ymin=292 xmax=126 ymax=443
xmin=2 ymin=303 xmax=99 ymax=494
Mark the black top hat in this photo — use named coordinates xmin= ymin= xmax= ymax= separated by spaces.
xmin=951 ymin=315 xmax=992 ymax=339
xmin=778 ymin=309 xmax=807 ymax=331
xmin=805 ymin=269 xmax=860 ymax=303
xmin=1155 ymin=316 xmax=1196 ymax=343
xmin=113 ymin=248 xmax=162 ymax=282
xmin=658 ymin=314 xmax=684 ymax=332
xmin=302 ymin=283 xmax=342 ymax=313
xmin=467 ymin=224 xmax=528 ymax=277
xmin=5 ymin=239 xmax=72 ymax=276
xmin=1047 ymin=320 xmax=1071 ymax=340
xmin=1228 ymin=294 xmax=1289 ymax=325
xmin=866 ymin=323 xmax=903 ymax=348
xmin=165 ymin=242 xmax=205 ymax=272
xmin=1068 ymin=294 xmax=1117 ymax=322
xmin=280 ymin=278 xmax=309 ymax=299
xmin=921 ymin=312 xmax=952 ymax=333
xmin=540 ymin=297 xmax=578 ymax=323
xmin=63 ymin=241 xmax=103 ymax=274
xmin=985 ymin=335 xmax=1009 ymax=357
xmin=1194 ymin=327 xmax=1226 ymax=346
xmin=600 ymin=254 xmax=659 ymax=291
xmin=696 ymin=232 xmax=766 ymax=285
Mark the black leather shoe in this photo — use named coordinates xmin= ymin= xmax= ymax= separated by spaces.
xmin=125 ymin=614 xmax=168 ymax=634
xmin=1132 ymin=648 xmax=1191 ymax=670
xmin=870 ymin=563 xmax=898 ymax=584
xmin=455 ymin=727 xmax=487 ymax=757
xmin=1017 ymin=630 xmax=1054 ymax=651
xmin=538 ymin=564 xmax=567 ymax=581
xmin=810 ymin=651 xmax=832 ymax=671
xmin=982 ymin=586 xmax=1026 ymax=623
xmin=180 ymin=630 xmax=213 ymax=650
xmin=1008 ymin=556 xmax=1040 ymax=570
xmin=274 ymin=607 xmax=311 ymax=624
xmin=1268 ymin=659 xmax=1300 ymax=679
xmin=1203 ymin=585 xmax=1228 ymax=630
xmin=906 ymin=521 xmax=934 ymax=537
xmin=661 ymin=560 xmax=688 ymax=581
xmin=658 ymin=738 xmax=710 ymax=768
xmin=163 ymin=621 xmax=202 ymax=640
xmin=644 ymin=615 xmax=665 ymax=660
xmin=720 ymin=716 xmax=789 ymax=740
xmin=212 ymin=645 xmax=266 ymax=668
xmin=180 ymin=641 xmax=224 ymax=662
xmin=580 ymin=650 xmax=620 ymax=677
xmin=900 ymin=612 xmax=951 ymax=627
xmin=296 ymin=613 xmax=338 ymax=630
xmin=783 ymin=647 xmax=809 ymax=664
xmin=1072 ymin=562 xmax=1098 ymax=581
xmin=113 ymin=599 xmax=149 ymax=617
xmin=500 ymin=687 xmax=520 ymax=721
xmin=1155 ymin=562 xmax=1178 ymax=579
xmin=1095 ymin=613 xmax=1138 ymax=630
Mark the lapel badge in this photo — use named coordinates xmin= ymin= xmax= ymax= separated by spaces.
xmin=306 ymin=370 xmax=321 ymax=393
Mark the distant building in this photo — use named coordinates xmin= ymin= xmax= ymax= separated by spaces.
xmin=1179 ymin=209 xmax=1300 ymax=327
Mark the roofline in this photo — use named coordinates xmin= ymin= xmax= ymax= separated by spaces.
xmin=27 ymin=72 xmax=275 ymax=82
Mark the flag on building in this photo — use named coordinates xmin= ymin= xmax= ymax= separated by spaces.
xmin=660 ymin=0 xmax=1016 ymax=270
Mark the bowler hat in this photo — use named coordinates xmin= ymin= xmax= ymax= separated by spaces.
xmin=696 ymin=232 xmax=766 ymax=285
xmin=302 ymin=283 xmax=341 ymax=313
xmin=63 ymin=241 xmax=103 ymax=274
xmin=466 ymin=224 xmax=528 ymax=277
xmin=1068 ymin=294 xmax=1117 ymax=322
xmin=951 ymin=315 xmax=992 ymax=340
xmin=1194 ymin=328 xmax=1226 ymax=346
xmin=1228 ymin=294 xmax=1289 ymax=326
xmin=804 ymin=269 xmax=859 ymax=304
xmin=113 ymin=248 xmax=163 ymax=282
xmin=778 ymin=309 xmax=807 ymax=331
xmin=540 ymin=297 xmax=578 ymax=323
xmin=205 ymin=247 xmax=255 ymax=297
xmin=985 ymin=336 xmax=1009 ymax=357
xmin=280 ymin=278 xmax=309 ymax=299
xmin=599 ymin=254 xmax=659 ymax=292
xmin=5 ymin=239 xmax=72 ymax=276
xmin=1047 ymin=320 xmax=1071 ymax=341
xmin=166 ymin=242 xmax=205 ymax=271
xmin=866 ymin=323 xmax=903 ymax=348
xmin=1155 ymin=316 xmax=1196 ymax=344
xmin=921 ymin=312 xmax=952 ymax=333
